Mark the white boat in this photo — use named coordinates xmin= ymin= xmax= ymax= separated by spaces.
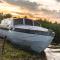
xmin=0 ymin=18 xmax=55 ymax=53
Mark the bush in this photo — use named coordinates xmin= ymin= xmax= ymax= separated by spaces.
xmin=36 ymin=19 xmax=60 ymax=44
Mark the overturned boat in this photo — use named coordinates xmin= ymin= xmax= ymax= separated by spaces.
xmin=0 ymin=18 xmax=55 ymax=53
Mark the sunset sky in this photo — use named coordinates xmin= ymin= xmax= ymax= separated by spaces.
xmin=0 ymin=0 xmax=60 ymax=23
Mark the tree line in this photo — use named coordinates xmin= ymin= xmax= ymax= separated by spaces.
xmin=35 ymin=19 xmax=60 ymax=44
xmin=0 ymin=13 xmax=12 ymax=22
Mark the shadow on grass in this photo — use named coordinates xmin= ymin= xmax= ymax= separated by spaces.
xmin=48 ymin=47 xmax=60 ymax=49
xmin=52 ymin=51 xmax=60 ymax=53
xmin=48 ymin=44 xmax=60 ymax=49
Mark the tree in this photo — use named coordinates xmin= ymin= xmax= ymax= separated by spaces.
xmin=0 ymin=13 xmax=4 ymax=23
xmin=4 ymin=14 xmax=12 ymax=18
xmin=36 ymin=18 xmax=60 ymax=44
xmin=0 ymin=13 xmax=3 ymax=20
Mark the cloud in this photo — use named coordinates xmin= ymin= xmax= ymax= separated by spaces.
xmin=41 ymin=8 xmax=57 ymax=14
xmin=4 ymin=0 xmax=40 ymax=11
xmin=4 ymin=0 xmax=56 ymax=13
xmin=4 ymin=0 xmax=60 ymax=18
xmin=56 ymin=0 xmax=60 ymax=2
xmin=4 ymin=0 xmax=60 ymax=12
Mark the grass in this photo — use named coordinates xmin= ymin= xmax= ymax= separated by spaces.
xmin=0 ymin=39 xmax=47 ymax=60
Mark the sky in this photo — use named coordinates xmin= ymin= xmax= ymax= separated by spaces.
xmin=0 ymin=0 xmax=60 ymax=23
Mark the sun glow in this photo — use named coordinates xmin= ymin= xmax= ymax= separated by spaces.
xmin=0 ymin=3 xmax=22 ymax=13
xmin=0 ymin=0 xmax=60 ymax=23
xmin=0 ymin=2 xmax=32 ymax=18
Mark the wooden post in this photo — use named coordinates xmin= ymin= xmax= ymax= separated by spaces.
xmin=2 ymin=36 xmax=6 ymax=55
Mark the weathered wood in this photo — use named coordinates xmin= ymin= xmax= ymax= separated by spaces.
xmin=0 ymin=38 xmax=4 ymax=55
xmin=0 ymin=36 xmax=6 ymax=55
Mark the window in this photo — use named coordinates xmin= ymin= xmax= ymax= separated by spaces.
xmin=14 ymin=18 xmax=23 ymax=25
xmin=25 ymin=19 xmax=33 ymax=26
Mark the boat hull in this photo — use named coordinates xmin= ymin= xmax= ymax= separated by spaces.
xmin=0 ymin=29 xmax=54 ymax=53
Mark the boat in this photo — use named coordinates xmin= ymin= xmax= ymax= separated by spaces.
xmin=0 ymin=18 xmax=55 ymax=53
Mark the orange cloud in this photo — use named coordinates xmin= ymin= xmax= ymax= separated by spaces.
xmin=0 ymin=0 xmax=60 ymax=23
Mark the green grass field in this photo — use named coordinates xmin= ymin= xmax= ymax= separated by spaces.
xmin=0 ymin=39 xmax=47 ymax=60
